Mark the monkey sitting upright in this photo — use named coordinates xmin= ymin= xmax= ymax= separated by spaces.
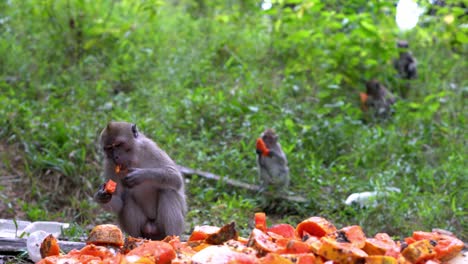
xmin=360 ymin=80 xmax=396 ymax=120
xmin=94 ymin=122 xmax=186 ymax=240
xmin=393 ymin=40 xmax=417 ymax=80
xmin=256 ymin=129 xmax=290 ymax=192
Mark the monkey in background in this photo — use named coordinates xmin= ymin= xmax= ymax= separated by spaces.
xmin=394 ymin=40 xmax=417 ymax=80
xmin=360 ymin=80 xmax=396 ymax=120
xmin=393 ymin=40 xmax=418 ymax=97
xmin=94 ymin=122 xmax=186 ymax=240
xmin=256 ymin=129 xmax=290 ymax=192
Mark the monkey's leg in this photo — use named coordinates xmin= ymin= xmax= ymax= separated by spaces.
xmin=157 ymin=191 xmax=185 ymax=237
xmin=119 ymin=199 xmax=145 ymax=238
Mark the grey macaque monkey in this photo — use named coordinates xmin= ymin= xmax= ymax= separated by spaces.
xmin=94 ymin=121 xmax=186 ymax=240
xmin=256 ymin=129 xmax=290 ymax=191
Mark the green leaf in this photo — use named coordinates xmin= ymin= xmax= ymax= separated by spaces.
xmin=359 ymin=20 xmax=377 ymax=34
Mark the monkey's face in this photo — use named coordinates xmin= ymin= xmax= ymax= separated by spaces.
xmin=261 ymin=129 xmax=278 ymax=147
xmin=397 ymin=40 xmax=409 ymax=49
xmin=100 ymin=122 xmax=139 ymax=168
xmin=365 ymin=80 xmax=383 ymax=98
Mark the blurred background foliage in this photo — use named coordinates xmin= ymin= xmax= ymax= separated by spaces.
xmin=0 ymin=0 xmax=466 ymax=241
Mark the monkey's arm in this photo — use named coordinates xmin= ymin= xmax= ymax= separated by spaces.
xmin=267 ymin=150 xmax=288 ymax=165
xmin=123 ymin=166 xmax=183 ymax=190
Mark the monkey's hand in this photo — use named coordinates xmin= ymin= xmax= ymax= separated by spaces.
xmin=94 ymin=183 xmax=112 ymax=204
xmin=122 ymin=168 xmax=147 ymax=188
xmin=267 ymin=149 xmax=278 ymax=157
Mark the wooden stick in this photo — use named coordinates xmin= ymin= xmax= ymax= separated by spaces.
xmin=177 ymin=165 xmax=307 ymax=203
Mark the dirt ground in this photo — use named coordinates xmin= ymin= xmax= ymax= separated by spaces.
xmin=0 ymin=141 xmax=27 ymax=220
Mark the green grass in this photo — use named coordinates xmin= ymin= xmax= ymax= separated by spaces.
xmin=0 ymin=0 xmax=466 ymax=242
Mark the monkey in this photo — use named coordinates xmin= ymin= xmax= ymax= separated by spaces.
xmin=393 ymin=40 xmax=417 ymax=80
xmin=256 ymin=129 xmax=290 ymax=192
xmin=361 ymin=80 xmax=396 ymax=120
xmin=94 ymin=121 xmax=186 ymax=240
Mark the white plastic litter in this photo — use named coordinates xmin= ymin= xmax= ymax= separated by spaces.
xmin=0 ymin=219 xmax=31 ymax=238
xmin=0 ymin=219 xmax=69 ymax=239
xmin=26 ymin=230 xmax=49 ymax=263
xmin=22 ymin=221 xmax=69 ymax=238
xmin=345 ymin=187 xmax=401 ymax=207
xmin=0 ymin=219 xmax=69 ymax=263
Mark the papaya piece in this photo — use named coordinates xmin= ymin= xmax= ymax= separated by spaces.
xmin=363 ymin=233 xmax=397 ymax=255
xmin=404 ymin=236 xmax=417 ymax=245
xmin=188 ymin=225 xmax=220 ymax=242
xmin=237 ymin=236 xmax=250 ymax=244
xmin=164 ymin=238 xmax=194 ymax=264
xmin=259 ymin=253 xmax=294 ymax=264
xmin=410 ymin=231 xmax=464 ymax=261
xmin=123 ymin=255 xmax=156 ymax=263
xmin=330 ymin=225 xmax=366 ymax=249
xmin=225 ymin=239 xmax=259 ymax=256
xmin=87 ymin=224 xmax=124 ymax=247
xmin=315 ymin=256 xmax=327 ymax=264
xmin=122 ymin=236 xmax=148 ymax=254
xmin=276 ymin=239 xmax=312 ymax=254
xmin=365 ymin=255 xmax=398 ymax=264
xmin=205 ymin=222 xmax=238 ymax=245
xmin=360 ymin=93 xmax=369 ymax=111
xmin=115 ymin=165 xmax=122 ymax=174
xmin=264 ymin=253 xmax=315 ymax=264
xmin=191 ymin=245 xmax=256 ymax=264
xmin=278 ymin=253 xmax=316 ymax=264
xmin=304 ymin=235 xmax=322 ymax=254
xmin=37 ymin=256 xmax=60 ymax=264
xmin=126 ymin=241 xmax=176 ymax=264
xmin=104 ymin=179 xmax=117 ymax=194
xmin=40 ymin=234 xmax=60 ymax=258
xmin=317 ymin=237 xmax=368 ymax=264
xmin=433 ymin=235 xmax=464 ymax=261
xmin=401 ymin=239 xmax=436 ymax=263
xmin=268 ymin=224 xmax=297 ymax=239
xmin=165 ymin=236 xmax=197 ymax=258
xmin=247 ymin=228 xmax=281 ymax=256
xmin=296 ymin=217 xmax=337 ymax=239
xmin=383 ymin=245 xmax=408 ymax=264
xmin=411 ymin=231 xmax=435 ymax=241
xmin=191 ymin=242 xmax=212 ymax=252
xmin=256 ymin=138 xmax=270 ymax=156
xmin=290 ymin=253 xmax=316 ymax=264
xmin=68 ymin=244 xmax=115 ymax=260
xmin=255 ymin=212 xmax=268 ymax=232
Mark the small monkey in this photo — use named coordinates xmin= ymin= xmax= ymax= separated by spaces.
xmin=256 ymin=129 xmax=290 ymax=191
xmin=94 ymin=122 xmax=186 ymax=240
xmin=361 ymin=80 xmax=396 ymax=119
xmin=393 ymin=40 xmax=417 ymax=80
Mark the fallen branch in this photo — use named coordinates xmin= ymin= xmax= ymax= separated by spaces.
xmin=177 ymin=165 xmax=307 ymax=203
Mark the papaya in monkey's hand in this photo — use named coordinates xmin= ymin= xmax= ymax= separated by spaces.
xmin=256 ymin=138 xmax=270 ymax=156
xmin=104 ymin=179 xmax=117 ymax=194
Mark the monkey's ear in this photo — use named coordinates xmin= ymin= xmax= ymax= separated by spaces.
xmin=131 ymin=124 xmax=139 ymax=138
